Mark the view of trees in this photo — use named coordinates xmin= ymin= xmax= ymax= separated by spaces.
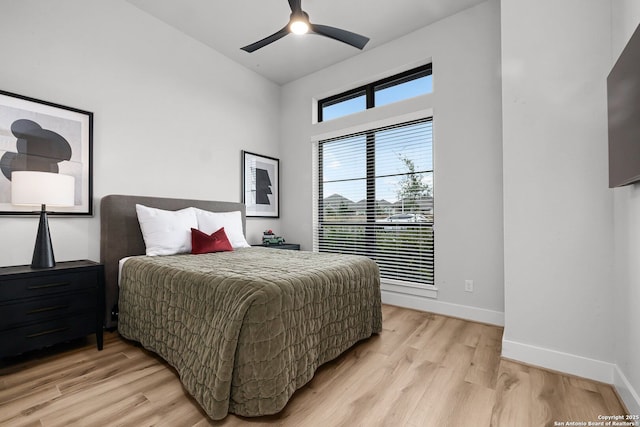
xmin=397 ymin=155 xmax=432 ymax=212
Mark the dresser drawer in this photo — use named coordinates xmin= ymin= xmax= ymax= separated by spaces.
xmin=0 ymin=270 xmax=99 ymax=302
xmin=0 ymin=290 xmax=96 ymax=330
xmin=0 ymin=313 xmax=97 ymax=358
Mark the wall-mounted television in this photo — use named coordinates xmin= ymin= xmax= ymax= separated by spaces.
xmin=608 ymin=23 xmax=640 ymax=188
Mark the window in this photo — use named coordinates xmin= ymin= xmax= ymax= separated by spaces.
xmin=318 ymin=64 xmax=432 ymax=122
xmin=316 ymin=118 xmax=434 ymax=286
xmin=320 ymin=90 xmax=366 ymax=122
xmin=375 ymin=73 xmax=433 ymax=108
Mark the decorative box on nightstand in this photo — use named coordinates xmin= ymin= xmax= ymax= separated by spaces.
xmin=0 ymin=260 xmax=104 ymax=358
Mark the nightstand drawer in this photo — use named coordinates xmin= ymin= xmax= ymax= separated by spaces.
xmin=0 ymin=270 xmax=98 ymax=301
xmin=0 ymin=313 xmax=96 ymax=358
xmin=0 ymin=290 xmax=96 ymax=330
xmin=0 ymin=261 xmax=104 ymax=358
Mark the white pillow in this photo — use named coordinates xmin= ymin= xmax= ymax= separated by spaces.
xmin=135 ymin=204 xmax=197 ymax=256
xmin=194 ymin=208 xmax=250 ymax=249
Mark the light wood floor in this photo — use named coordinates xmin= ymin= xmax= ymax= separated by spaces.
xmin=0 ymin=305 xmax=627 ymax=426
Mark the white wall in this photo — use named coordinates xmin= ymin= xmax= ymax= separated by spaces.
xmin=611 ymin=0 xmax=640 ymax=414
xmin=280 ymin=0 xmax=504 ymax=323
xmin=501 ymin=0 xmax=615 ymax=382
xmin=0 ymin=0 xmax=281 ymax=267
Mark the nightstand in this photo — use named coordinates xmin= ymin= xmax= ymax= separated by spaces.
xmin=0 ymin=260 xmax=104 ymax=358
xmin=253 ymin=243 xmax=301 ymax=251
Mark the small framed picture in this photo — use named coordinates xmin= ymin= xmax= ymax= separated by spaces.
xmin=0 ymin=90 xmax=93 ymax=215
xmin=242 ymin=150 xmax=279 ymax=218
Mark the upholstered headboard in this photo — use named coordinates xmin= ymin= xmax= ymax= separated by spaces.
xmin=99 ymin=194 xmax=246 ymax=328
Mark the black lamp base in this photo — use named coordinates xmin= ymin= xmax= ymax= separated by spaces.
xmin=31 ymin=204 xmax=55 ymax=269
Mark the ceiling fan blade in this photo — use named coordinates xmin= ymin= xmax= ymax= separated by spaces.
xmin=241 ymin=26 xmax=290 ymax=53
xmin=310 ymin=23 xmax=369 ymax=50
xmin=288 ymin=0 xmax=302 ymax=14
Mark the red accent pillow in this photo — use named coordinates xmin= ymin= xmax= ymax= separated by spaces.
xmin=191 ymin=227 xmax=234 ymax=254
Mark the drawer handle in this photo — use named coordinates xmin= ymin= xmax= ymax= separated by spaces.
xmin=27 ymin=305 xmax=68 ymax=315
xmin=26 ymin=327 xmax=69 ymax=338
xmin=27 ymin=281 xmax=71 ymax=290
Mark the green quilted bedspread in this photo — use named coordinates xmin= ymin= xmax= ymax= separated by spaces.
xmin=118 ymin=247 xmax=382 ymax=420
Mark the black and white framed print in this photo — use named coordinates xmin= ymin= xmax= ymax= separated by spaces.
xmin=0 ymin=90 xmax=93 ymax=215
xmin=242 ymin=150 xmax=279 ymax=218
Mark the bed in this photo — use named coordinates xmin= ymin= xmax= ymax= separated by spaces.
xmin=99 ymin=194 xmax=382 ymax=420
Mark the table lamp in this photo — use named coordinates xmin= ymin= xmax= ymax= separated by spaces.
xmin=11 ymin=171 xmax=75 ymax=269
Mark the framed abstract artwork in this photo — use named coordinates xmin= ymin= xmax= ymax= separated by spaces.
xmin=242 ymin=150 xmax=279 ymax=218
xmin=0 ymin=90 xmax=93 ymax=215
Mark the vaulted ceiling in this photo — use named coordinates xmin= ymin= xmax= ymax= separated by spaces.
xmin=127 ymin=0 xmax=487 ymax=85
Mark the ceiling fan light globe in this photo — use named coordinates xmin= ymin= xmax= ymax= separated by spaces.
xmin=290 ymin=20 xmax=309 ymax=34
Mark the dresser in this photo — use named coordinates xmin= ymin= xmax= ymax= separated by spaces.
xmin=0 ymin=260 xmax=104 ymax=358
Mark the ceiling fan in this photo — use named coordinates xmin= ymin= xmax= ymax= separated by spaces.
xmin=241 ymin=0 xmax=370 ymax=53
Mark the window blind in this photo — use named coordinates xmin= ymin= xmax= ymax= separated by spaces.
xmin=316 ymin=118 xmax=434 ymax=286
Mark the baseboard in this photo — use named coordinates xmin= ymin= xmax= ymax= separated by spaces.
xmin=380 ymin=289 xmax=505 ymax=326
xmin=615 ymin=365 xmax=640 ymax=415
xmin=501 ymin=339 xmax=615 ymax=384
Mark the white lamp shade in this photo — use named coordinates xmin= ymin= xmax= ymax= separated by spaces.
xmin=11 ymin=171 xmax=75 ymax=207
